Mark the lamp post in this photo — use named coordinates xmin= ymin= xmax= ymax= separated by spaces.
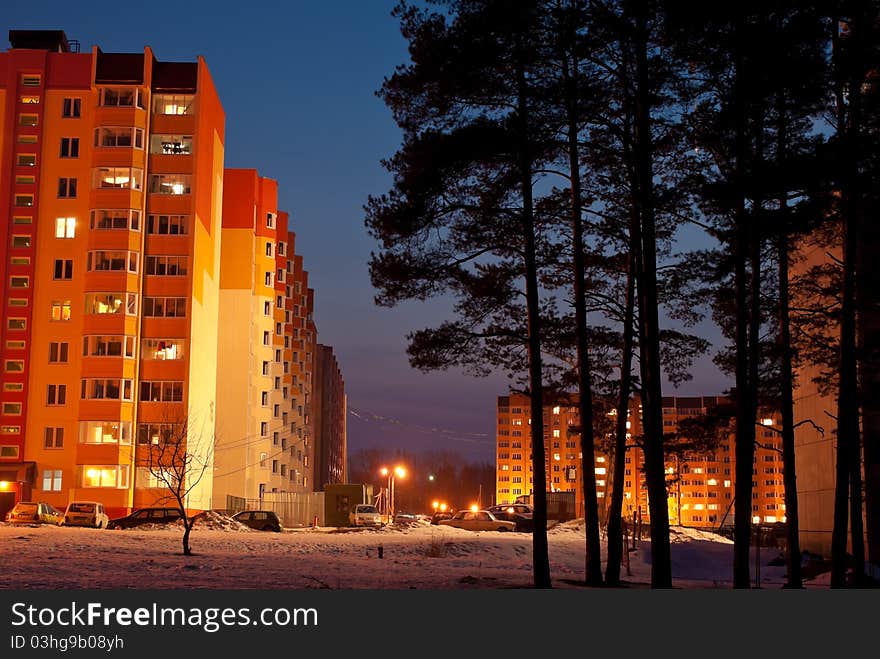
xmin=380 ymin=465 xmax=406 ymax=520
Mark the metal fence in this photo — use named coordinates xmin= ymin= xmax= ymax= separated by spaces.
xmin=218 ymin=492 xmax=325 ymax=528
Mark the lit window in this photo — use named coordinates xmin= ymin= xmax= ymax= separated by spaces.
xmin=42 ymin=470 xmax=63 ymax=491
xmin=82 ymin=465 xmax=129 ymax=488
xmin=55 ymin=217 xmax=76 ymax=238
xmin=595 ymin=467 xmax=606 ymax=475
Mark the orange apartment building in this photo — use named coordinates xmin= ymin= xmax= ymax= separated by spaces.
xmin=213 ymin=169 xmax=317 ymax=504
xmin=496 ymin=393 xmax=787 ymax=530
xmin=0 ymin=31 xmax=225 ymax=519
xmin=0 ymin=31 xmax=345 ymax=520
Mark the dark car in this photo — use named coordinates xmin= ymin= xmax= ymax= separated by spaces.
xmin=486 ymin=504 xmax=534 ymax=532
xmin=232 ymin=510 xmax=283 ymax=532
xmin=107 ymin=507 xmax=183 ymax=530
xmin=430 ymin=511 xmax=454 ymax=525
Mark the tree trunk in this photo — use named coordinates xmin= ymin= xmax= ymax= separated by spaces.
xmin=605 ymin=247 xmax=636 ymax=586
xmin=775 ymin=107 xmax=802 ymax=587
xmin=563 ymin=30 xmax=603 ymax=588
xmin=516 ymin=33 xmax=552 ymax=589
xmin=632 ymin=2 xmax=672 ymax=588
xmin=732 ymin=16 xmax=755 ymax=589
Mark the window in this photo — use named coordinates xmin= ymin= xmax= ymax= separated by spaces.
xmin=140 ymin=381 xmax=184 ymax=402
xmin=91 ymin=209 xmax=140 ymax=231
xmin=147 ymin=214 xmax=188 ymax=235
xmin=149 ymin=134 xmax=193 ymax=155
xmin=16 ymin=154 xmax=36 ymax=167
xmin=264 ymin=272 xmax=273 ymax=286
xmin=19 ymin=114 xmax=38 ymax=127
xmin=80 ymin=378 xmax=133 ymax=401
xmin=44 ymin=427 xmax=64 ymax=448
xmin=57 ymin=177 xmax=77 ymax=198
xmin=13 ymin=216 xmax=32 ymax=225
xmin=93 ymin=166 xmax=142 ymax=190
xmin=141 ymin=338 xmax=184 ymax=360
xmin=62 ymin=97 xmax=81 ymax=118
xmin=22 ymin=74 xmax=41 ymax=87
xmin=50 ymin=301 xmax=72 ymax=322
xmin=265 ymin=242 xmax=273 ymax=257
xmin=94 ymin=126 xmax=144 ymax=149
xmin=100 ymin=87 xmax=143 ymax=108
xmin=277 ymin=269 xmax=285 ymax=283
xmin=137 ymin=423 xmax=181 ymax=445
xmin=266 ymin=213 xmax=275 ymax=228
xmin=46 ymin=384 xmax=67 ymax=406
xmin=53 ymin=259 xmax=73 ymax=280
xmin=81 ymin=465 xmax=129 ymax=488
xmin=2 ymin=402 xmax=23 ymax=415
xmin=7 ymin=318 xmax=26 ymax=331
xmin=83 ymin=335 xmax=135 ymax=358
xmin=55 ymin=216 xmax=76 ymax=238
xmin=152 ymin=94 xmax=194 ymax=115
xmin=145 ymin=255 xmax=188 ymax=276
xmin=80 ymin=421 xmax=131 ymax=445
xmin=60 ymin=137 xmax=80 ymax=158
xmin=48 ymin=342 xmax=69 ymax=363
xmin=142 ymin=297 xmax=187 ymax=318
xmin=16 ymin=175 xmax=35 ymax=185
xmin=263 ymin=301 xmax=271 ymax=316
xmin=85 ymin=293 xmax=136 ymax=315
xmin=261 ymin=392 xmax=269 ymax=406
xmin=12 ymin=235 xmax=31 ymax=248
xmin=87 ymin=250 xmax=138 ymax=273
xmin=14 ymin=194 xmax=34 ymax=207
xmin=43 ymin=470 xmax=63 ymax=492
xmin=261 ymin=422 xmax=269 ymax=437
xmin=263 ymin=331 xmax=271 ymax=346
xmin=4 ymin=360 xmax=24 ymax=373
xmin=148 ymin=174 xmax=191 ymax=195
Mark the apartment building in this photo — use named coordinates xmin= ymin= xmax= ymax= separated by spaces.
xmin=213 ymin=169 xmax=322 ymax=504
xmin=495 ymin=393 xmax=787 ymax=530
xmin=0 ymin=31 xmax=224 ymax=519
xmin=313 ymin=344 xmax=347 ymax=489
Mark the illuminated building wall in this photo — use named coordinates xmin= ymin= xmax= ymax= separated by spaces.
xmin=496 ymin=393 xmax=787 ymax=529
xmin=0 ymin=31 xmax=225 ymax=518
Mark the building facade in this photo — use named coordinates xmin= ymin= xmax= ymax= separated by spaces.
xmin=0 ymin=31 xmax=345 ymax=520
xmin=313 ymin=344 xmax=347 ymax=489
xmin=213 ymin=169 xmax=316 ymax=505
xmin=0 ymin=31 xmax=225 ymax=519
xmin=495 ymin=393 xmax=787 ymax=529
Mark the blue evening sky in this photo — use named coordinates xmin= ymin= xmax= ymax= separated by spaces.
xmin=3 ymin=1 xmax=731 ymax=464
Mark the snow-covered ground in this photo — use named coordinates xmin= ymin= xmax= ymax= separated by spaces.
xmin=0 ymin=515 xmax=821 ymax=589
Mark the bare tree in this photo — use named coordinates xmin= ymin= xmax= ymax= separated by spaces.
xmin=140 ymin=407 xmax=215 ymax=556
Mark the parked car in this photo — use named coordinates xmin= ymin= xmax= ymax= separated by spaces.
xmin=232 ymin=510 xmax=283 ymax=532
xmin=486 ymin=504 xmax=534 ymax=532
xmin=63 ymin=501 xmax=110 ymax=528
xmin=349 ymin=504 xmax=382 ymax=528
xmin=107 ymin=507 xmax=182 ymax=530
xmin=430 ymin=511 xmax=454 ymax=525
xmin=5 ymin=501 xmax=64 ymax=526
xmin=393 ymin=512 xmax=418 ymax=525
xmin=438 ymin=509 xmax=516 ymax=532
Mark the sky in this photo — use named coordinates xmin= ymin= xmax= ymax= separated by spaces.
xmin=2 ymin=1 xmax=733 ymax=465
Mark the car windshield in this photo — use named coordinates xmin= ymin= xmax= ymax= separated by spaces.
xmin=357 ymin=505 xmax=378 ymax=513
xmin=69 ymin=503 xmax=95 ymax=513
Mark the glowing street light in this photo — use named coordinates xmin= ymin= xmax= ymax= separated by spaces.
xmin=380 ymin=465 xmax=407 ymax=519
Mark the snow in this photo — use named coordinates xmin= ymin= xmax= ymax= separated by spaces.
xmin=0 ymin=516 xmax=828 ymax=589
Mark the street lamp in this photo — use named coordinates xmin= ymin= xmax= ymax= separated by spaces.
xmin=379 ymin=465 xmax=406 ymax=519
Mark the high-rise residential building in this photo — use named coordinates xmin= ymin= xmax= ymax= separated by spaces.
xmin=0 ymin=30 xmax=225 ymax=519
xmin=213 ymin=169 xmax=320 ymax=505
xmin=495 ymin=393 xmax=787 ymax=529
xmin=314 ymin=344 xmax=347 ymax=489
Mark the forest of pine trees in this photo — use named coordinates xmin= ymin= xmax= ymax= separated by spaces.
xmin=365 ymin=0 xmax=880 ymax=588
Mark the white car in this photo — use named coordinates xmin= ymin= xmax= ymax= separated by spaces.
xmin=438 ymin=510 xmax=516 ymax=532
xmin=349 ymin=504 xmax=382 ymax=528
xmin=63 ymin=501 xmax=110 ymax=528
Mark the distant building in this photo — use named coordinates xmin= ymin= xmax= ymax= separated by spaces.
xmin=495 ymin=393 xmax=787 ymax=530
xmin=313 ymin=344 xmax=347 ymax=488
